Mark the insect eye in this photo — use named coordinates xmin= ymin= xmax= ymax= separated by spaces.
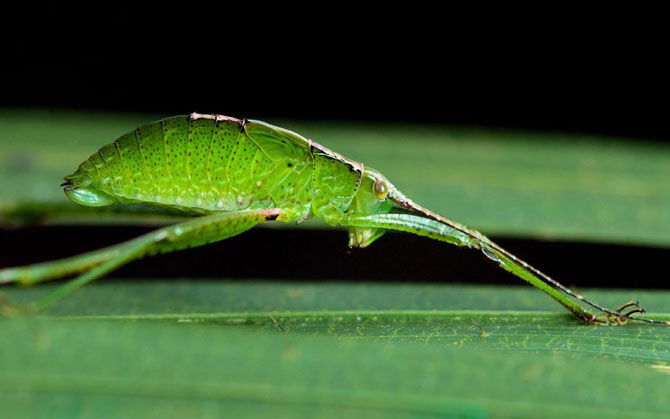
xmin=373 ymin=180 xmax=388 ymax=200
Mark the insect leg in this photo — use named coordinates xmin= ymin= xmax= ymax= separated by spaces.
xmin=0 ymin=239 xmax=145 ymax=286
xmin=31 ymin=235 xmax=156 ymax=312
xmin=1 ymin=208 xmax=282 ymax=312
xmin=346 ymin=213 xmax=670 ymax=325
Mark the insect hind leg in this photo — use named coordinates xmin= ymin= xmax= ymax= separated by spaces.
xmin=31 ymin=235 xmax=157 ymax=312
xmin=0 ymin=242 xmax=139 ymax=287
xmin=1 ymin=208 xmax=283 ymax=313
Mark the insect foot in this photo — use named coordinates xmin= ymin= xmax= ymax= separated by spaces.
xmin=589 ymin=301 xmax=670 ymax=326
xmin=585 ymin=297 xmax=670 ymax=325
xmin=589 ymin=313 xmax=626 ymax=326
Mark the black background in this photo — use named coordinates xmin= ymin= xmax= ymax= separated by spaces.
xmin=4 ymin=32 xmax=669 ymax=141
xmin=2 ymin=30 xmax=669 ymax=289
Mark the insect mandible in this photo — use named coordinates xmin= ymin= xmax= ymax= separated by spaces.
xmin=0 ymin=113 xmax=666 ymax=325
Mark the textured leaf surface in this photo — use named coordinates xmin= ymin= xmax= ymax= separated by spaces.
xmin=3 ymin=282 xmax=670 ymax=418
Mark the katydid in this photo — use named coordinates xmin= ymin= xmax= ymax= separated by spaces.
xmin=0 ymin=113 xmax=665 ymax=325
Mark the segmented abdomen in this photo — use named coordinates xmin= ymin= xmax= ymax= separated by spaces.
xmin=76 ymin=114 xmax=313 ymax=215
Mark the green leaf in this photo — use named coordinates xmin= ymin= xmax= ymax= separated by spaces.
xmin=3 ymin=282 xmax=670 ymax=418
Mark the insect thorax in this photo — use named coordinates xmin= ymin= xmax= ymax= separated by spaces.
xmin=309 ymin=141 xmax=364 ymax=225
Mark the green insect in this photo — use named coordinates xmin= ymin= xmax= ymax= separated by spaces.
xmin=0 ymin=113 xmax=666 ymax=325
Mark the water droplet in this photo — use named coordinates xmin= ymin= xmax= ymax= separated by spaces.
xmin=156 ymin=195 xmax=162 ymax=203
xmin=256 ymin=180 xmax=262 ymax=188
xmin=136 ymin=193 xmax=143 ymax=200
xmin=481 ymin=243 xmax=502 ymax=264
xmin=176 ymin=197 xmax=182 ymax=204
xmin=217 ymin=200 xmax=224 ymax=209
xmin=196 ymin=198 xmax=202 ymax=206
xmin=237 ymin=195 xmax=243 ymax=205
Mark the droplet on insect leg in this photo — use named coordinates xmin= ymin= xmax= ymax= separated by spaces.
xmin=481 ymin=243 xmax=503 ymax=264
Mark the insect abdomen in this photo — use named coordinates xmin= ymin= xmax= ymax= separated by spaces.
xmin=65 ymin=114 xmax=314 ymax=217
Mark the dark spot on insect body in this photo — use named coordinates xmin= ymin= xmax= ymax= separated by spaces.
xmin=287 ymin=162 xmax=293 ymax=168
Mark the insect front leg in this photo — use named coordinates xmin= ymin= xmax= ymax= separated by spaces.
xmin=346 ymin=212 xmax=670 ymax=325
xmin=0 ymin=208 xmax=282 ymax=313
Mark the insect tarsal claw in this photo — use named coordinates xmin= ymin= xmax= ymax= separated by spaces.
xmin=620 ymin=307 xmax=646 ymax=318
xmin=617 ymin=300 xmax=641 ymax=312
